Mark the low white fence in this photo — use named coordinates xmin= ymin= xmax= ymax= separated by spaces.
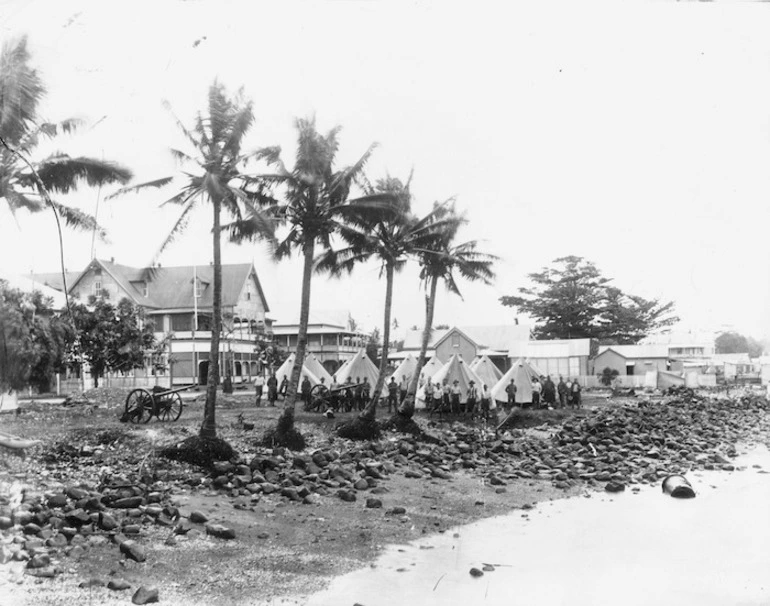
xmin=54 ymin=374 xmax=171 ymax=396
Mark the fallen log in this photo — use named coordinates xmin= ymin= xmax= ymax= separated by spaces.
xmin=0 ymin=431 xmax=41 ymax=451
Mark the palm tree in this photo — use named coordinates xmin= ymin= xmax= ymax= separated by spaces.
xmin=400 ymin=210 xmax=498 ymax=418
xmin=0 ymin=36 xmax=132 ymax=316
xmin=315 ymin=174 xmax=455 ymax=421
xmin=232 ymin=117 xmax=386 ymax=444
xmin=109 ymin=82 xmax=275 ymax=440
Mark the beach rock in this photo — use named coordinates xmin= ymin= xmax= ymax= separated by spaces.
xmin=108 ymin=579 xmax=132 ymax=590
xmin=605 ymin=481 xmax=625 ymax=493
xmin=119 ymin=540 xmax=146 ymax=562
xmin=337 ymin=489 xmax=356 ymax=502
xmin=132 ymin=586 xmax=159 ymax=604
xmin=205 ymin=524 xmax=236 ymax=540
xmin=365 ymin=498 xmax=382 ymax=509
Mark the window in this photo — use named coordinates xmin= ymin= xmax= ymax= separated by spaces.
xmin=94 ymin=281 xmax=102 ymax=293
xmin=247 ymin=291 xmax=251 ymax=301
xmin=451 ymin=334 xmax=460 ymax=348
xmin=171 ymin=314 xmax=193 ymax=331
xmin=142 ymin=282 xmax=148 ymax=297
xmin=194 ymin=279 xmax=202 ymax=298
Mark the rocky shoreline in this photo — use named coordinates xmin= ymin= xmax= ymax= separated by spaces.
xmin=0 ymin=388 xmax=768 ymax=604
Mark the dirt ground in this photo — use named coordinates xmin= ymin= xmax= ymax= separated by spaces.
xmin=0 ymin=389 xmax=603 ymax=605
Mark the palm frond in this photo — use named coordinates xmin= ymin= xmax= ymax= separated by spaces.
xmin=105 ymin=176 xmax=174 ymax=200
xmin=0 ymin=36 xmax=45 ymax=146
xmin=3 ymin=188 xmax=42 ymax=213
xmin=30 ymin=155 xmax=133 ymax=193
xmin=50 ymin=200 xmax=107 ymax=240
xmin=152 ymin=195 xmax=198 ymax=260
xmin=162 ymin=99 xmax=199 ymax=149
xmin=170 ymin=148 xmax=196 ymax=164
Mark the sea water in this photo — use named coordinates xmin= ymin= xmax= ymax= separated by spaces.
xmin=305 ymin=444 xmax=770 ymax=606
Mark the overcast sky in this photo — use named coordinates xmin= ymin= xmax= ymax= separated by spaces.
xmin=1 ymin=0 xmax=769 ymax=340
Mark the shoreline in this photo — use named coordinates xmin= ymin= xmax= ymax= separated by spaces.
xmin=1 ymin=388 xmax=769 ymax=605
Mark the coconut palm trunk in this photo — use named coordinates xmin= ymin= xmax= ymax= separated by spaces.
xmin=281 ymin=239 xmax=314 ymax=425
xmin=362 ymin=261 xmax=394 ymax=419
xmin=401 ymin=274 xmax=438 ymax=418
xmin=201 ymin=197 xmax=222 ymax=439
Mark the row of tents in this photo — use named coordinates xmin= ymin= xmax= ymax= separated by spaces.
xmin=274 ymin=348 xmax=547 ymax=406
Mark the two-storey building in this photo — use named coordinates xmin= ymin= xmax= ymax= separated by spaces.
xmin=34 ymin=258 xmax=272 ymax=386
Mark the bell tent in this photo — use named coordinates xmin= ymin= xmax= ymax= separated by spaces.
xmin=470 ymin=355 xmax=503 ymax=389
xmin=304 ymin=353 xmax=333 ymax=384
xmin=491 ymin=358 xmax=541 ymax=404
xmin=334 ymin=349 xmax=379 ymax=386
xmin=381 ymin=354 xmax=417 ymax=397
xmin=417 ymin=356 xmax=443 ymax=382
xmin=430 ymin=354 xmax=483 ymax=404
xmin=275 ymin=354 xmax=322 ymax=387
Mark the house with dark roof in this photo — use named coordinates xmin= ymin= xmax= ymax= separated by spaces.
xmin=593 ymin=344 xmax=672 ymax=377
xmin=34 ymin=258 xmax=272 ymax=386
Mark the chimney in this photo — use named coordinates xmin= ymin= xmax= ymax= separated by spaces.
xmin=110 ymin=257 xmax=115 ymax=264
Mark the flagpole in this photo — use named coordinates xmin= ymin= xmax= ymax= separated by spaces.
xmin=192 ymin=264 xmax=198 ymax=385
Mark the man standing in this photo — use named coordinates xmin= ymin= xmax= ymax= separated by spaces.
xmin=571 ymin=379 xmax=582 ymax=409
xmin=450 ymin=379 xmax=462 ymax=414
xmin=557 ymin=376 xmax=568 ymax=409
xmin=387 ymin=377 xmax=399 ymax=412
xmin=300 ymin=375 xmax=312 ymax=407
xmin=480 ymin=383 xmax=491 ymax=421
xmin=466 ymin=380 xmax=478 ymax=417
xmin=279 ymin=375 xmax=288 ymax=400
xmin=543 ymin=375 xmax=556 ymax=408
xmin=399 ymin=374 xmax=409 ymax=404
xmin=505 ymin=379 xmax=517 ymax=411
xmin=362 ymin=376 xmax=371 ymax=408
xmin=253 ymin=372 xmax=265 ymax=407
xmin=267 ymin=373 xmax=278 ymax=406
xmin=531 ymin=378 xmax=542 ymax=409
xmin=354 ymin=377 xmax=364 ymax=411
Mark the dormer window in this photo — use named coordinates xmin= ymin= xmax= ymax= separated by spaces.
xmin=142 ymin=282 xmax=148 ymax=297
xmin=194 ymin=278 xmax=202 ymax=298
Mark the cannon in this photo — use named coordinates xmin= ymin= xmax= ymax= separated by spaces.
xmin=305 ymin=382 xmax=368 ymax=413
xmin=122 ymin=385 xmax=193 ymax=423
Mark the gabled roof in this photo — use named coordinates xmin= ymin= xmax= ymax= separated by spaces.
xmin=34 ymin=259 xmax=268 ymax=313
xmin=597 ymin=344 xmax=670 ymax=359
xmin=402 ymin=324 xmax=530 ymax=352
xmin=434 ymin=326 xmax=478 ymax=349
xmin=2 ymin=272 xmax=68 ymax=310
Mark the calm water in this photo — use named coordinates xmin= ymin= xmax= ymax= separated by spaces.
xmin=304 ymin=444 xmax=770 ymax=606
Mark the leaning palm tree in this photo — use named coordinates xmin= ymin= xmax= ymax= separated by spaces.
xmin=232 ymin=117 xmax=386 ymax=447
xmin=399 ymin=210 xmax=498 ymax=418
xmin=315 ymin=174 xmax=457 ymax=426
xmin=0 ymin=36 xmax=132 ymax=316
xmin=109 ymin=82 xmax=275 ymax=442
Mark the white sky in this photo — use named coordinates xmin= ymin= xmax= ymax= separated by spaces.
xmin=1 ymin=0 xmax=769 ymax=340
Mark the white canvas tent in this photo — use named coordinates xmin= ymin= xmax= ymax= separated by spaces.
xmin=431 ymin=354 xmax=483 ymax=404
xmin=417 ymin=356 xmax=443 ymax=382
xmin=381 ymin=354 xmax=417 ymax=397
xmin=470 ymin=355 xmax=503 ymax=388
xmin=491 ymin=358 xmax=540 ymax=403
xmin=304 ymin=353 xmax=333 ymax=384
xmin=334 ymin=349 xmax=379 ymax=386
xmin=275 ymin=354 xmax=322 ymax=387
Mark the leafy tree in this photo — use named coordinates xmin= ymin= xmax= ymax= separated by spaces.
xmin=230 ymin=117 xmax=384 ymax=445
xmin=402 ymin=207 xmax=497 ymax=418
xmin=598 ymin=367 xmax=620 ymax=387
xmin=715 ymin=331 xmax=764 ymax=358
xmin=71 ymin=296 xmax=155 ymax=388
xmin=0 ymin=36 xmax=132 ymax=315
xmin=110 ymin=82 xmax=275 ymax=439
xmin=315 ymin=174 xmax=453 ymax=420
xmin=0 ymin=280 xmax=73 ymax=393
xmin=500 ymin=256 xmax=678 ymax=343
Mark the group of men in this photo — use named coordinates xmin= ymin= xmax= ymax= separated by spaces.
xmin=509 ymin=375 xmax=582 ymax=409
xmin=426 ymin=378 xmax=494 ymax=419
xmin=253 ymin=373 xmax=288 ymax=406
xmin=303 ymin=375 xmax=372 ymax=411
